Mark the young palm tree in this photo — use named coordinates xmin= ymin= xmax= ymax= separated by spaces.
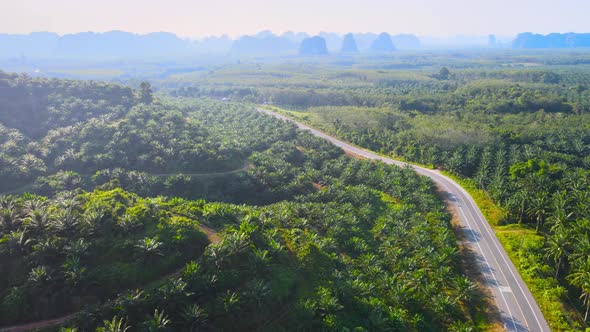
xmin=97 ymin=316 xmax=131 ymax=332
xmin=453 ymin=276 xmax=478 ymax=306
xmin=568 ymin=258 xmax=590 ymax=322
xmin=24 ymin=208 xmax=51 ymax=235
xmin=64 ymin=238 xmax=90 ymax=258
xmin=81 ymin=208 xmax=106 ymax=236
xmin=527 ymin=191 xmax=549 ymax=232
xmin=63 ymin=256 xmax=86 ymax=287
xmin=53 ymin=209 xmax=80 ymax=237
xmin=3 ymin=230 xmax=32 ymax=256
xmin=135 ymin=237 xmax=164 ymax=260
xmin=116 ymin=214 xmax=142 ymax=235
xmin=28 ymin=265 xmax=51 ymax=285
xmin=182 ymin=304 xmax=208 ymax=331
xmin=143 ymin=309 xmax=170 ymax=331
xmin=0 ymin=207 xmax=22 ymax=233
xmin=23 ymin=197 xmax=48 ymax=215
xmin=0 ymin=196 xmax=16 ymax=210
xmin=544 ymin=227 xmax=570 ymax=279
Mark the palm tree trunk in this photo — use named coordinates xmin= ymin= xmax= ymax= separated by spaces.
xmin=555 ymin=256 xmax=562 ymax=280
xmin=585 ymin=299 xmax=589 ymax=322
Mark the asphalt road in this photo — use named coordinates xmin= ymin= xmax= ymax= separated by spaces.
xmin=259 ymin=108 xmax=551 ymax=332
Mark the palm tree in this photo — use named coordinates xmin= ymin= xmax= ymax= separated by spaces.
xmin=97 ymin=316 xmax=131 ymax=332
xmin=3 ymin=230 xmax=32 ymax=256
xmin=570 ymin=231 xmax=590 ymax=267
xmin=143 ymin=309 xmax=170 ymax=331
xmin=63 ymin=256 xmax=86 ymax=287
xmin=23 ymin=197 xmax=48 ymax=215
xmin=568 ymin=257 xmax=590 ymax=322
xmin=182 ymin=304 xmax=208 ymax=331
xmin=33 ymin=237 xmax=62 ymax=263
xmin=53 ymin=209 xmax=79 ymax=237
xmin=221 ymin=290 xmax=241 ymax=313
xmin=135 ymin=237 xmax=164 ymax=260
xmin=248 ymin=248 xmax=270 ymax=273
xmin=448 ymin=320 xmax=475 ymax=332
xmin=116 ymin=214 xmax=142 ymax=235
xmin=453 ymin=276 xmax=478 ymax=306
xmin=24 ymin=208 xmax=51 ymax=235
xmin=64 ymin=238 xmax=90 ymax=258
xmin=158 ymin=278 xmax=192 ymax=304
xmin=527 ymin=191 xmax=549 ymax=232
xmin=544 ymin=227 xmax=569 ymax=279
xmin=243 ymin=279 xmax=270 ymax=308
xmin=81 ymin=208 xmax=106 ymax=236
xmin=224 ymin=232 xmax=250 ymax=258
xmin=28 ymin=265 xmax=51 ymax=285
xmin=0 ymin=196 xmax=16 ymax=210
xmin=0 ymin=207 xmax=22 ymax=233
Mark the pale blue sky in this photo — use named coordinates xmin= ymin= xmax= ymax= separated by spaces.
xmin=1 ymin=0 xmax=588 ymax=37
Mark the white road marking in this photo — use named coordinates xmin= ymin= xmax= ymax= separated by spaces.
xmin=499 ymin=286 xmax=513 ymax=293
xmin=259 ymin=108 xmax=551 ymax=332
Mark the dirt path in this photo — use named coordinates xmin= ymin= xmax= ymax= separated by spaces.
xmin=0 ymin=223 xmax=221 ymax=332
xmin=0 ymin=314 xmax=77 ymax=332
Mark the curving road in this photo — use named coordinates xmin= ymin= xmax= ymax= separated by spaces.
xmin=258 ymin=108 xmax=551 ymax=332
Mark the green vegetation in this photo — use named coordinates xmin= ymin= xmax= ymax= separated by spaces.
xmin=3 ymin=50 xmax=590 ymax=330
xmin=165 ymin=57 xmax=590 ymax=330
xmin=0 ymin=189 xmax=208 ymax=325
xmin=0 ymin=71 xmax=484 ymax=330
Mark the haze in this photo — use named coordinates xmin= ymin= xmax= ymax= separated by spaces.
xmin=2 ymin=0 xmax=589 ymax=38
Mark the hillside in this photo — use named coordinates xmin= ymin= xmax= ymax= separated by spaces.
xmin=0 ymin=74 xmax=484 ymax=331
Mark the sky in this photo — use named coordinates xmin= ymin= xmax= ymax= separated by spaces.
xmin=1 ymin=0 xmax=589 ymax=38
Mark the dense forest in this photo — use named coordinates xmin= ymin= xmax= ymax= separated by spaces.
xmin=172 ymin=60 xmax=590 ymax=329
xmin=0 ymin=72 xmax=483 ymax=330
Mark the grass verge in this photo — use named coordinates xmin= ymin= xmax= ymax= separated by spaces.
xmin=441 ymin=172 xmax=583 ymax=331
xmin=262 ymin=106 xmax=583 ymax=330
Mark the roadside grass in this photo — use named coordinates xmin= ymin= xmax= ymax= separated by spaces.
xmin=262 ymin=105 xmax=495 ymax=329
xmin=440 ymin=172 xmax=506 ymax=226
xmin=260 ymin=105 xmax=584 ymax=330
xmin=442 ymin=172 xmax=583 ymax=331
xmin=495 ymin=225 xmax=581 ymax=331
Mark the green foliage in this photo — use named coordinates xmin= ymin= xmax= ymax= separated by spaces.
xmin=242 ymin=63 xmax=590 ymax=329
xmin=0 ymin=69 xmax=522 ymax=330
xmin=0 ymin=189 xmax=208 ymax=325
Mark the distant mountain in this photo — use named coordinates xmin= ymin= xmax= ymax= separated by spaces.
xmin=193 ymin=35 xmax=233 ymax=54
xmin=319 ymin=32 xmax=343 ymax=51
xmin=341 ymin=33 xmax=358 ymax=53
xmin=281 ymin=31 xmax=310 ymax=44
xmin=0 ymin=32 xmax=59 ymax=58
xmin=391 ymin=34 xmax=420 ymax=49
xmin=230 ymin=34 xmax=297 ymax=56
xmin=0 ymin=30 xmax=422 ymax=59
xmin=56 ymin=31 xmax=190 ymax=58
xmin=513 ymin=32 xmax=590 ymax=49
xmin=354 ymin=33 xmax=378 ymax=50
xmin=370 ymin=32 xmax=396 ymax=52
xmin=299 ymin=36 xmax=328 ymax=56
xmin=0 ymin=31 xmax=221 ymax=59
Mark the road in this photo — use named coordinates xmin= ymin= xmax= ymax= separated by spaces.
xmin=258 ymin=108 xmax=551 ymax=332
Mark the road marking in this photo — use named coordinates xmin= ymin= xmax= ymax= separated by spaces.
xmin=260 ymin=108 xmax=550 ymax=332
xmin=499 ymin=286 xmax=513 ymax=293
xmin=452 ymin=183 xmax=547 ymax=331
xmin=434 ymin=180 xmax=519 ymax=332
